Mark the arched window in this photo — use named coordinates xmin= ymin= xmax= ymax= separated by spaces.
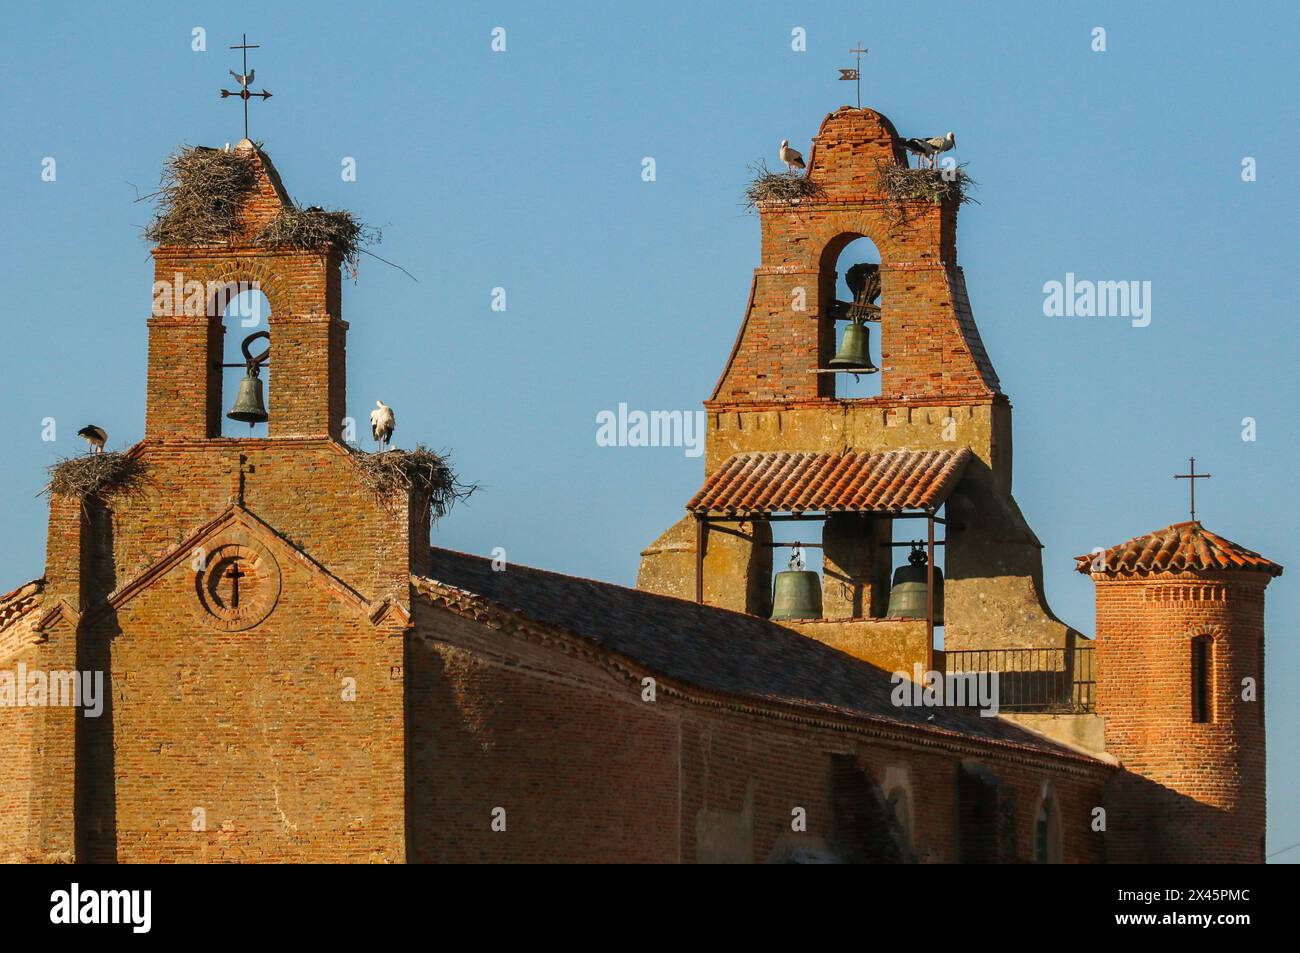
xmin=219 ymin=288 xmax=272 ymax=437
xmin=1034 ymin=782 xmax=1062 ymax=864
xmin=886 ymin=786 xmax=913 ymax=854
xmin=1258 ymin=637 xmax=1265 ymax=726
xmin=822 ymin=236 xmax=882 ymax=400
xmin=1191 ymin=634 xmax=1214 ymax=724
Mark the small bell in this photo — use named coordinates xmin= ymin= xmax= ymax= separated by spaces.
xmin=771 ymin=545 xmax=822 ymax=621
xmin=226 ymin=362 xmax=269 ymax=426
xmin=884 ymin=545 xmax=944 ymax=624
xmin=828 ymin=317 xmax=879 ymax=373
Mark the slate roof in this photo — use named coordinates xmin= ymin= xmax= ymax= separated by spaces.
xmin=1075 ymin=521 xmax=1282 ymax=577
xmin=417 ymin=548 xmax=1104 ymax=764
xmin=687 ymin=448 xmax=970 ymax=516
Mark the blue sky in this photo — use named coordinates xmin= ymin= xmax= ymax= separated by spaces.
xmin=1 ymin=1 xmax=1296 ymax=859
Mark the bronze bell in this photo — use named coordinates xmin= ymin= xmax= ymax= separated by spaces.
xmin=828 ymin=317 xmax=879 ymax=373
xmin=227 ymin=363 xmax=269 ymax=425
xmin=771 ymin=546 xmax=822 ymax=621
xmin=885 ymin=545 xmax=943 ymax=624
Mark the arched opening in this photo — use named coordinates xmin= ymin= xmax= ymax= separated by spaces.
xmin=1258 ymin=636 xmax=1265 ymax=726
xmin=218 ymin=288 xmax=272 ymax=438
xmin=767 ymin=528 xmax=823 ymax=621
xmin=1034 ymin=782 xmax=1062 ymax=864
xmin=820 ymin=235 xmax=883 ymax=400
xmin=885 ymin=784 xmax=914 ymax=859
xmin=884 ymin=505 xmax=945 ymax=649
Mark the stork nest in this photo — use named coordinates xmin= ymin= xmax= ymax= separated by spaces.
xmin=256 ymin=206 xmax=376 ymax=280
xmin=876 ymin=161 xmax=978 ymax=207
xmin=142 ymin=145 xmax=379 ymax=278
xmin=44 ymin=452 xmax=149 ymax=503
xmin=743 ymin=160 xmax=825 ymax=211
xmin=350 ymin=445 xmax=477 ymax=521
xmin=143 ymin=146 xmax=259 ymax=245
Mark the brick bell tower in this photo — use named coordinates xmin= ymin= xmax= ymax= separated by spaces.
xmin=32 ymin=140 xmax=424 ymax=863
xmin=147 ymin=140 xmax=346 ymax=440
xmin=1079 ymin=521 xmax=1281 ymax=863
xmin=638 ymin=106 xmax=1078 ymax=663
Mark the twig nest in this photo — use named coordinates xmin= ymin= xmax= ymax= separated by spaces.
xmin=744 ymin=159 xmax=826 ymax=211
xmin=349 ymin=444 xmax=477 ymax=521
xmin=876 ymin=161 xmax=978 ymax=206
xmin=44 ymin=452 xmax=147 ymax=501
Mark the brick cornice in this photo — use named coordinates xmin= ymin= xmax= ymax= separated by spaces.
xmin=704 ymin=393 xmax=1010 ymax=413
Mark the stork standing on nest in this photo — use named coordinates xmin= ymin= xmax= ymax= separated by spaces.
xmin=370 ymin=400 xmax=396 ymax=452
xmin=77 ymin=425 xmax=108 ymax=454
xmin=779 ymin=139 xmax=806 ymax=174
xmin=903 ymin=132 xmax=956 ymax=169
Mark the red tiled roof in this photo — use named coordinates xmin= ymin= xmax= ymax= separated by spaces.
xmin=687 ymin=448 xmax=971 ymax=515
xmin=0 ymin=579 xmax=43 ymax=633
xmin=1075 ymin=521 xmax=1282 ymax=577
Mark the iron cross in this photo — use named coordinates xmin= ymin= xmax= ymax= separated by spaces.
xmin=219 ymin=33 xmax=273 ymax=139
xmin=1174 ymin=456 xmax=1212 ymax=521
xmin=840 ymin=42 xmax=868 ymax=108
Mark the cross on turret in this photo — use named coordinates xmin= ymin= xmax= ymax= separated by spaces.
xmin=1174 ymin=456 xmax=1212 ymax=521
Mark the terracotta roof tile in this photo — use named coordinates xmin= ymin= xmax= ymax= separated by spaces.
xmin=687 ymin=448 xmax=971 ymax=515
xmin=0 ymin=579 xmax=44 ymax=633
xmin=1075 ymin=521 xmax=1282 ymax=577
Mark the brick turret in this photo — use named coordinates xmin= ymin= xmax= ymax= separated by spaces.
xmin=1078 ymin=521 xmax=1281 ymax=863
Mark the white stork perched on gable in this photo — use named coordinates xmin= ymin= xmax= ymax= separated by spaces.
xmin=370 ymin=400 xmax=396 ymax=452
xmin=779 ymin=139 xmax=806 ymax=173
xmin=77 ymin=424 xmax=108 ymax=454
xmin=902 ymin=132 xmax=956 ymax=169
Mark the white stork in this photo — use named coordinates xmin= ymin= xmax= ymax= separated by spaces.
xmin=779 ymin=139 xmax=806 ymax=174
xmin=370 ymin=400 xmax=396 ymax=451
xmin=77 ymin=424 xmax=108 ymax=454
xmin=902 ymin=132 xmax=956 ymax=169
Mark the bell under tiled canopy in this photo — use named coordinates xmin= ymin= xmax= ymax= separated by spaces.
xmin=687 ymin=447 xmax=972 ymax=516
xmin=1074 ymin=521 xmax=1283 ymax=577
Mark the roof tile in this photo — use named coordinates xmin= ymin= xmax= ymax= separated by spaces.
xmin=687 ymin=448 xmax=971 ymax=515
xmin=1075 ymin=521 xmax=1282 ymax=577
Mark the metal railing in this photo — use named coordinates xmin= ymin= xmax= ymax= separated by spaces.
xmin=943 ymin=646 xmax=1095 ymax=713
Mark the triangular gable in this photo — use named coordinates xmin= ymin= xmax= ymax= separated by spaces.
xmin=95 ymin=504 xmax=383 ymax=623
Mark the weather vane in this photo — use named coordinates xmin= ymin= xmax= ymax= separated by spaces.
xmin=1174 ymin=456 xmax=1212 ymax=521
xmin=219 ymin=33 xmax=273 ymax=139
xmin=839 ymin=42 xmax=868 ymax=108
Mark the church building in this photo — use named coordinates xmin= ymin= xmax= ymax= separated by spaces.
xmin=0 ymin=105 xmax=1279 ymax=863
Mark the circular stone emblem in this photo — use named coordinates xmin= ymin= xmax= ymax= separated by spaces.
xmin=193 ymin=540 xmax=281 ymax=631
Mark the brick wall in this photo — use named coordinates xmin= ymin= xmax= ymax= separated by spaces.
xmin=76 ymin=544 xmax=405 ymax=863
xmin=408 ymin=602 xmax=1110 ymax=863
xmin=1094 ymin=572 xmax=1268 ymax=863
